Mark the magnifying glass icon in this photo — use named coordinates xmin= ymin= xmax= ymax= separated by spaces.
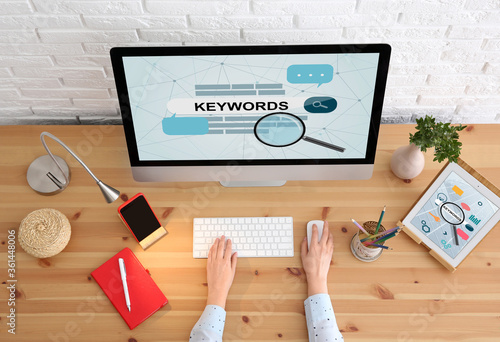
xmin=312 ymin=101 xmax=328 ymax=109
xmin=254 ymin=112 xmax=345 ymax=152
xmin=439 ymin=201 xmax=465 ymax=246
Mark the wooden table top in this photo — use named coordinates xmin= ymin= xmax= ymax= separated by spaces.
xmin=1 ymin=124 xmax=499 ymax=341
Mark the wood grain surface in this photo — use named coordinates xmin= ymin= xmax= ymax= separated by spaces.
xmin=0 ymin=124 xmax=499 ymax=342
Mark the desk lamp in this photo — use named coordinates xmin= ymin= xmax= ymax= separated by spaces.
xmin=26 ymin=132 xmax=120 ymax=203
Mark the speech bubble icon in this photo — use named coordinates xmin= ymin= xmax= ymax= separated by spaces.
xmin=287 ymin=64 xmax=334 ymax=87
xmin=162 ymin=114 xmax=209 ymax=135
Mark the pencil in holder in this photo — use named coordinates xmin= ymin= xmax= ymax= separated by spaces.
xmin=350 ymin=221 xmax=386 ymax=262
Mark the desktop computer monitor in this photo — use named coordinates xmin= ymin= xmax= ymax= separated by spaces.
xmin=111 ymin=44 xmax=391 ymax=186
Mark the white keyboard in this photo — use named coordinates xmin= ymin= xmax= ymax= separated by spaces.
xmin=193 ymin=217 xmax=294 ymax=258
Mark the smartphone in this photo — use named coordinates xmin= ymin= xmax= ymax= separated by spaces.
xmin=118 ymin=193 xmax=167 ymax=249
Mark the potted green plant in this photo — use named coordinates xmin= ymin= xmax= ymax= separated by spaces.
xmin=390 ymin=115 xmax=467 ymax=179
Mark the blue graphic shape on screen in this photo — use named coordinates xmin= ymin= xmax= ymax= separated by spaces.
xmin=421 ymin=220 xmax=430 ymax=233
xmin=255 ymin=113 xmax=304 ymax=146
xmin=441 ymin=239 xmax=452 ymax=249
xmin=162 ymin=115 xmax=209 ymax=136
xmin=304 ymin=97 xmax=338 ymax=113
xmin=437 ymin=192 xmax=448 ymax=203
xmin=469 ymin=215 xmax=481 ymax=225
xmin=287 ymin=64 xmax=334 ymax=87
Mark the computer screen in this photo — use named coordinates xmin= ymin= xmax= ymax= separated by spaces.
xmin=111 ymin=44 xmax=391 ymax=185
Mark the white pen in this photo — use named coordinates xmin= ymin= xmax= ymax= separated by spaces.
xmin=118 ymin=258 xmax=131 ymax=312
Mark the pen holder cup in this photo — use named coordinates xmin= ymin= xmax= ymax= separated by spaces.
xmin=350 ymin=221 xmax=386 ymax=262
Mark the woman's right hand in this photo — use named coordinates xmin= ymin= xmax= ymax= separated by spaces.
xmin=300 ymin=221 xmax=334 ymax=296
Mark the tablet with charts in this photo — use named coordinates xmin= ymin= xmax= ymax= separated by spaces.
xmin=402 ymin=159 xmax=500 ymax=270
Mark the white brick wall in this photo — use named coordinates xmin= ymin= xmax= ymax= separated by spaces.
xmin=0 ymin=0 xmax=499 ymax=124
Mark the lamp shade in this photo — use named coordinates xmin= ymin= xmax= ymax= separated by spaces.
xmin=97 ymin=180 xmax=120 ymax=203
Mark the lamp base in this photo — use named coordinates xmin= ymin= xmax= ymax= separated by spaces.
xmin=27 ymin=155 xmax=71 ymax=195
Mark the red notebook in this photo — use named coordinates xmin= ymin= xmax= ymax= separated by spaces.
xmin=91 ymin=247 xmax=168 ymax=329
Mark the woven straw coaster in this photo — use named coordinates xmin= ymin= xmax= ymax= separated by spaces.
xmin=18 ymin=208 xmax=71 ymax=258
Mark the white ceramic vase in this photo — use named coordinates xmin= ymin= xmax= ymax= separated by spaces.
xmin=390 ymin=143 xmax=425 ymax=179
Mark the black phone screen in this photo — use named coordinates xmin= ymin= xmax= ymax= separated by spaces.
xmin=120 ymin=195 xmax=161 ymax=241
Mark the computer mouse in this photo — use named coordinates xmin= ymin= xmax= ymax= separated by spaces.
xmin=307 ymin=220 xmax=324 ymax=249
